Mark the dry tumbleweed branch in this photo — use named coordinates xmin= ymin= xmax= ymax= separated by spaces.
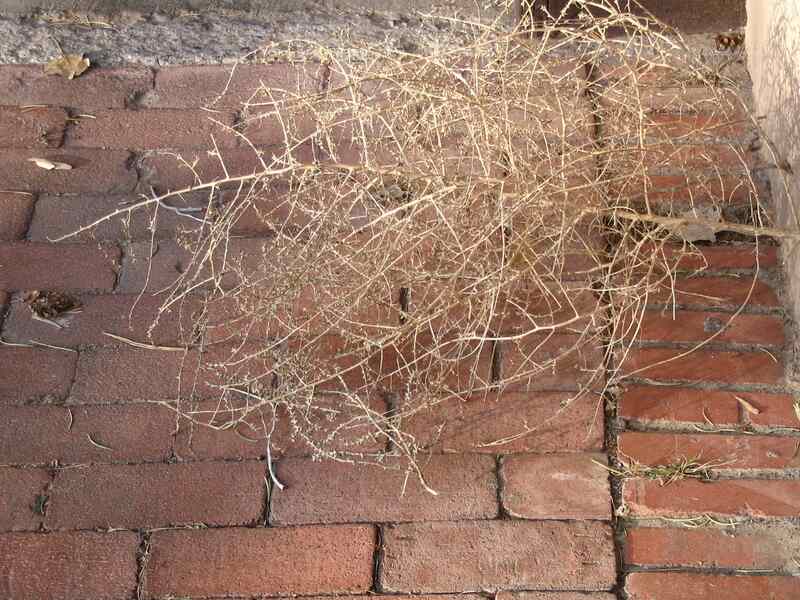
xmin=62 ymin=0 xmax=790 ymax=488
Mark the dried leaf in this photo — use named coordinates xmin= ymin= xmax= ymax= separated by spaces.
xmin=44 ymin=54 xmax=90 ymax=79
xmin=27 ymin=157 xmax=73 ymax=171
xmin=794 ymin=400 xmax=800 ymax=424
xmin=735 ymin=395 xmax=761 ymax=415
xmin=24 ymin=290 xmax=80 ymax=319
xmin=675 ymin=205 xmax=721 ymax=243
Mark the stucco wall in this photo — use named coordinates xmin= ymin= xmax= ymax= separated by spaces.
xmin=746 ymin=0 xmax=800 ymax=313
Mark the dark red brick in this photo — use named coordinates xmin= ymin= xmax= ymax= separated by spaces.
xmin=271 ymin=454 xmax=497 ymax=525
xmin=625 ymin=526 xmax=799 ymax=571
xmin=145 ymin=525 xmax=375 ymax=598
xmin=619 ymin=386 xmax=799 ymax=428
xmin=0 ymin=149 xmax=136 ymax=194
xmin=0 ymin=530 xmax=139 ymax=600
xmin=3 ymin=293 xmax=188 ymax=347
xmin=0 ymin=347 xmax=76 ymax=404
xmin=0 ymin=192 xmax=34 ymax=240
xmin=0 ymin=106 xmax=67 ymax=148
xmin=0 ymin=468 xmax=50 ymax=531
xmin=0 ymin=66 xmax=152 ymax=110
xmin=29 ymin=191 xmax=211 ymax=242
xmin=501 ymin=453 xmax=610 ymax=520
xmin=148 ymin=63 xmax=327 ymax=109
xmin=624 ymin=478 xmax=800 ymax=517
xmin=498 ymin=333 xmax=605 ymax=391
xmin=382 ymin=520 xmax=615 ymax=593
xmin=627 ymin=573 xmax=800 ymax=600
xmin=66 ymin=109 xmax=237 ymax=149
xmin=619 ymin=432 xmax=800 ymax=470
xmin=0 ymin=242 xmax=119 ymax=292
xmin=47 ymin=461 xmax=264 ymax=530
xmin=404 ymin=391 xmax=604 ymax=453
xmin=665 ymin=243 xmax=779 ymax=271
xmin=637 ymin=310 xmax=784 ymax=346
xmin=621 ymin=347 xmax=784 ymax=386
xmin=650 ymin=275 xmax=780 ymax=309
xmin=0 ymin=404 xmax=174 ymax=465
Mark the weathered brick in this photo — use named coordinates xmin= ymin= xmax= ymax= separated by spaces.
xmin=47 ymin=461 xmax=264 ymax=530
xmin=145 ymin=525 xmax=375 ymax=598
xmin=637 ymin=310 xmax=784 ymax=346
xmin=0 ymin=531 xmax=139 ymax=600
xmin=0 ymin=149 xmax=136 ymax=194
xmin=404 ymin=391 xmax=604 ymax=453
xmin=0 ymin=65 xmax=152 ymax=110
xmin=3 ymin=292 xmax=188 ymax=347
xmin=623 ymin=478 xmax=800 ymax=517
xmin=0 ymin=192 xmax=34 ymax=240
xmin=148 ymin=63 xmax=327 ymax=109
xmin=29 ymin=191 xmax=211 ymax=242
xmin=271 ymin=454 xmax=497 ymax=525
xmin=0 ymin=347 xmax=76 ymax=404
xmin=498 ymin=594 xmax=616 ymax=600
xmin=139 ymin=144 xmax=314 ymax=193
xmin=619 ymin=432 xmax=800 ymax=470
xmin=498 ymin=333 xmax=605 ymax=391
xmin=622 ymin=347 xmax=784 ymax=386
xmin=668 ymin=243 xmax=779 ymax=271
xmin=501 ymin=453 xmax=610 ymax=520
xmin=650 ymin=275 xmax=780 ymax=309
xmin=614 ymin=175 xmax=754 ymax=210
xmin=0 ymin=467 xmax=50 ymax=531
xmin=619 ymin=386 xmax=799 ymax=428
xmin=626 ymin=573 xmax=800 ymax=600
xmin=0 ymin=106 xmax=67 ymax=148
xmin=382 ymin=520 xmax=616 ymax=593
xmin=66 ymin=109 xmax=237 ymax=149
xmin=0 ymin=404 xmax=174 ymax=465
xmin=625 ymin=526 xmax=800 ymax=571
xmin=0 ymin=242 xmax=119 ymax=292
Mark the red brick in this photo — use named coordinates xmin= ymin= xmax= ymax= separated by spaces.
xmin=382 ymin=520 xmax=616 ymax=593
xmin=0 ymin=468 xmax=50 ymax=531
xmin=272 ymin=454 xmax=497 ymax=525
xmin=173 ymin=394 xmax=388 ymax=460
xmin=664 ymin=243 xmax=778 ymax=271
xmin=622 ymin=347 xmax=784 ymax=386
xmin=146 ymin=525 xmax=375 ymax=597
xmin=29 ymin=191 xmax=211 ymax=242
xmin=501 ymin=453 xmax=610 ymax=520
xmin=619 ymin=386 xmax=798 ymax=428
xmin=66 ymin=109 xmax=237 ymax=149
xmin=0 ymin=192 xmax=34 ymax=240
xmin=0 ymin=106 xmax=67 ymax=148
xmin=3 ymin=293 xmax=188 ymax=347
xmin=645 ymin=112 xmax=748 ymax=140
xmin=619 ymin=432 xmax=800 ymax=470
xmin=0 ymin=347 xmax=76 ymax=404
xmin=498 ymin=333 xmax=605 ymax=391
xmin=499 ymin=594 xmax=615 ymax=600
xmin=139 ymin=143 xmax=314 ymax=193
xmin=619 ymin=175 xmax=754 ymax=209
xmin=0 ymin=242 xmax=119 ymax=292
xmin=0 ymin=149 xmax=136 ymax=194
xmin=623 ymin=478 xmax=800 ymax=517
xmin=148 ymin=63 xmax=327 ymax=109
xmin=650 ymin=275 xmax=780 ymax=309
xmin=0 ymin=65 xmax=152 ymax=110
xmin=0 ymin=404 xmax=174 ymax=465
xmin=47 ymin=461 xmax=264 ymax=530
xmin=637 ymin=310 xmax=784 ymax=346
xmin=625 ymin=526 xmax=799 ymax=570
xmin=0 ymin=530 xmax=139 ymax=599
xmin=626 ymin=573 xmax=800 ymax=600
xmin=404 ymin=391 xmax=604 ymax=453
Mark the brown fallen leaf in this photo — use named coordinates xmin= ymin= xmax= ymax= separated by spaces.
xmin=735 ymin=395 xmax=761 ymax=416
xmin=27 ymin=157 xmax=72 ymax=170
xmin=24 ymin=290 xmax=81 ymax=319
xmin=44 ymin=53 xmax=90 ymax=79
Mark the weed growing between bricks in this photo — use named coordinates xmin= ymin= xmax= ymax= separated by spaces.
xmin=54 ymin=0 xmax=797 ymax=490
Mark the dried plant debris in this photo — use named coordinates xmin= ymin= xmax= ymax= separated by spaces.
xmin=27 ymin=157 xmax=73 ymax=171
xmin=44 ymin=53 xmax=90 ymax=79
xmin=24 ymin=290 xmax=81 ymax=320
xmin=715 ymin=32 xmax=744 ymax=51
